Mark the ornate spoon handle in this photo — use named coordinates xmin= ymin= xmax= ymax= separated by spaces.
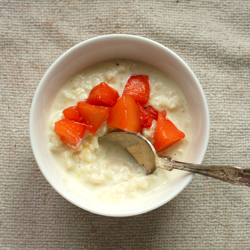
xmin=157 ymin=156 xmax=250 ymax=186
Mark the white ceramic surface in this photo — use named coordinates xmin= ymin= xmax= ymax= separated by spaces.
xmin=30 ymin=34 xmax=210 ymax=217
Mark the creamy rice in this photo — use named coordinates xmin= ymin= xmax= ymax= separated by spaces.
xmin=48 ymin=59 xmax=192 ymax=203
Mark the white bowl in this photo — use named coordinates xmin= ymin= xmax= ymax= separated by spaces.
xmin=30 ymin=34 xmax=209 ymax=217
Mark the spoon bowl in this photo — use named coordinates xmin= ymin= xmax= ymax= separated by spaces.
xmin=100 ymin=131 xmax=157 ymax=174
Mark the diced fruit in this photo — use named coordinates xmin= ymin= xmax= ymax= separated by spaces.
xmin=54 ymin=119 xmax=86 ymax=148
xmin=108 ymin=95 xmax=141 ymax=133
xmin=87 ymin=82 xmax=120 ymax=106
xmin=153 ymin=110 xmax=185 ymax=152
xmin=122 ymin=75 xmax=150 ymax=105
xmin=63 ymin=106 xmax=81 ymax=122
xmin=77 ymin=102 xmax=110 ymax=134
xmin=137 ymin=102 xmax=154 ymax=128
xmin=145 ymin=105 xmax=158 ymax=120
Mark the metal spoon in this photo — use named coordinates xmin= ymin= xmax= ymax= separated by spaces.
xmin=99 ymin=131 xmax=250 ymax=187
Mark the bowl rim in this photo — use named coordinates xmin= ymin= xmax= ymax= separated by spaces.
xmin=30 ymin=34 xmax=210 ymax=217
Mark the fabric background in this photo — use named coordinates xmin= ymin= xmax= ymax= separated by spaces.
xmin=1 ymin=0 xmax=250 ymax=249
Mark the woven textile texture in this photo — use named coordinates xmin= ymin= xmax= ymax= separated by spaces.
xmin=1 ymin=0 xmax=250 ymax=249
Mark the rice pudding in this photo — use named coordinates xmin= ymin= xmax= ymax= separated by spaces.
xmin=48 ymin=59 xmax=192 ymax=203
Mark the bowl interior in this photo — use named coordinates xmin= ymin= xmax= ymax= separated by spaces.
xmin=30 ymin=35 xmax=209 ymax=217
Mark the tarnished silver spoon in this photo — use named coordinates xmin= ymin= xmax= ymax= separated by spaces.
xmin=99 ymin=131 xmax=250 ymax=187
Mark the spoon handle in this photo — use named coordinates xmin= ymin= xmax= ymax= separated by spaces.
xmin=157 ymin=156 xmax=250 ymax=186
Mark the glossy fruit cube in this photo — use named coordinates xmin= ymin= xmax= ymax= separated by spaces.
xmin=63 ymin=106 xmax=81 ymax=122
xmin=54 ymin=119 xmax=86 ymax=148
xmin=122 ymin=75 xmax=150 ymax=105
xmin=77 ymin=102 xmax=110 ymax=134
xmin=88 ymin=82 xmax=119 ymax=106
xmin=108 ymin=95 xmax=141 ymax=133
xmin=153 ymin=110 xmax=185 ymax=152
